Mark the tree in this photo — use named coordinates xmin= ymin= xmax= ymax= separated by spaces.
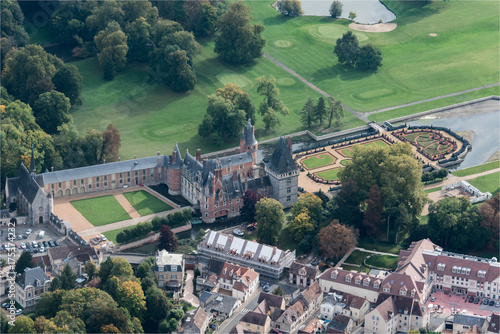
xmin=240 ymin=189 xmax=263 ymax=223
xmin=356 ymin=43 xmax=383 ymax=71
xmin=198 ymin=94 xmax=246 ymax=146
xmin=158 ymin=225 xmax=179 ymax=252
xmin=35 ymin=290 xmax=67 ymax=319
xmin=363 ymin=185 xmax=383 ymax=236
xmin=144 ymin=287 xmax=171 ymax=332
xmin=214 ymin=1 xmax=265 ymax=64
xmin=86 ymin=1 xmax=124 ymax=35
xmin=289 ymin=210 xmax=316 ymax=242
xmin=215 ymin=83 xmax=256 ymax=124
xmin=15 ymin=251 xmax=34 ymax=274
xmin=2 ymin=44 xmax=63 ymax=104
xmin=318 ymin=220 xmax=358 ymax=259
xmin=256 ymin=198 xmax=285 ymax=245
xmin=480 ymin=194 xmax=500 ymax=249
xmin=52 ymin=311 xmax=86 ymax=334
xmin=300 ymin=97 xmax=315 ymax=129
xmin=116 ymin=281 xmax=146 ymax=320
xmin=1 ymin=311 xmax=10 ymax=333
xmin=193 ymin=2 xmax=217 ymax=37
xmin=314 ymin=97 xmax=327 ymax=126
xmin=94 ymin=21 xmax=129 ymax=80
xmin=101 ymin=123 xmax=121 ymax=162
xmin=60 ymin=263 xmax=77 ymax=290
xmin=324 ymin=181 xmax=364 ymax=229
xmin=159 ymin=318 xmax=178 ymax=333
xmin=273 ymin=286 xmax=285 ymax=296
xmin=110 ymin=257 xmax=134 ymax=279
xmin=166 ymin=49 xmax=196 ymax=92
xmin=329 ymin=0 xmax=343 ymax=18
xmin=99 ymin=256 xmax=114 ymax=284
xmin=276 ymin=0 xmax=304 ymax=16
xmin=49 ymin=277 xmax=61 ymax=291
xmin=327 ymin=97 xmax=344 ymax=128
xmin=33 ymin=91 xmax=71 ymax=135
xmin=348 ymin=11 xmax=357 ymax=21
xmin=8 ymin=316 xmax=35 ymax=333
xmin=334 ymin=31 xmax=359 ymax=67
xmin=84 ymin=261 xmax=98 ymax=280
xmin=135 ymin=258 xmax=154 ymax=280
xmin=52 ymin=65 xmax=83 ymax=105
xmin=1 ymin=0 xmax=29 ymax=46
xmin=291 ymin=193 xmax=324 ymax=225
xmin=256 ymin=75 xmax=290 ymax=130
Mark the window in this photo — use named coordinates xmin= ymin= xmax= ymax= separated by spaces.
xmin=89 ymin=184 xmax=92 ymax=189
xmin=287 ymin=196 xmax=291 ymax=201
xmin=120 ymin=173 xmax=123 ymax=178
xmin=171 ymin=274 xmax=177 ymax=279
xmin=51 ymin=184 xmax=54 ymax=189
xmin=104 ymin=175 xmax=107 ymax=181
xmin=159 ymin=274 xmax=164 ymax=280
xmin=73 ymin=180 xmax=77 ymax=186
xmin=127 ymin=172 xmax=131 ymax=177
xmin=135 ymin=171 xmax=138 ymax=176
xmin=104 ymin=182 xmax=107 ymax=187
xmin=81 ymin=179 xmax=84 ymax=184
xmin=158 ymin=267 xmax=164 ymax=272
xmin=96 ymin=176 xmax=100 ymax=182
xmin=287 ymin=187 xmax=291 ymax=193
xmin=437 ymin=263 xmax=445 ymax=271
xmin=58 ymin=182 xmax=62 ymax=188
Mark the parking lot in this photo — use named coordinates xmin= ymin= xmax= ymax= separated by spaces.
xmin=427 ymin=291 xmax=500 ymax=317
xmin=0 ymin=225 xmax=70 ymax=261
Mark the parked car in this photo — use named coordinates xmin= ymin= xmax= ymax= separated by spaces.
xmin=23 ymin=234 xmax=28 ymax=239
xmin=91 ymin=238 xmax=100 ymax=245
xmin=20 ymin=243 xmax=26 ymax=249
xmin=1 ymin=303 xmax=9 ymax=309
xmin=17 ymin=235 xmax=22 ymax=240
xmin=264 ymin=283 xmax=270 ymax=292
xmin=14 ymin=309 xmax=22 ymax=316
xmin=232 ymin=229 xmax=244 ymax=237
xmin=38 ymin=242 xmax=43 ymax=248
xmin=31 ymin=241 xmax=38 ymax=248
xmin=39 ymin=246 xmax=45 ymax=253
xmin=54 ymin=240 xmax=61 ymax=246
xmin=489 ymin=300 xmax=495 ymax=307
xmin=48 ymin=241 xmax=55 ymax=247
xmin=483 ymin=299 xmax=489 ymax=305
xmin=43 ymin=241 xmax=49 ymax=248
xmin=431 ymin=296 xmax=436 ymax=302
xmin=100 ymin=235 xmax=107 ymax=242
xmin=25 ymin=229 xmax=32 ymax=235
xmin=495 ymin=301 xmax=500 ymax=307
xmin=474 ymin=297 xmax=480 ymax=304
xmin=468 ymin=296 xmax=474 ymax=303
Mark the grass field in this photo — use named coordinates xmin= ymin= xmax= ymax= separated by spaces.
xmin=338 ymin=140 xmax=389 ymax=158
xmin=248 ymin=0 xmax=499 ymax=113
xmin=467 ymin=173 xmax=500 ymax=196
xmin=452 ymin=160 xmax=500 ymax=177
xmin=103 ymin=226 xmax=131 ymax=244
xmin=302 ymin=153 xmax=336 ymax=169
xmin=425 ymin=186 xmax=442 ymax=194
xmin=316 ymin=167 xmax=341 ymax=181
xmin=70 ymin=196 xmax=131 ymax=226
xmin=341 ymin=264 xmax=371 ymax=274
xmin=123 ymin=190 xmax=173 ymax=216
xmin=70 ymin=40 xmax=364 ymax=160
xmin=358 ymin=238 xmax=405 ymax=255
xmin=345 ymin=250 xmax=371 ymax=265
xmin=340 ymin=159 xmax=351 ymax=166
xmin=365 ymin=254 xmax=398 ymax=270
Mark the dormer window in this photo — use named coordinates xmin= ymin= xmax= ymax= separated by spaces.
xmin=437 ymin=263 xmax=445 ymax=271
xmin=478 ymin=270 xmax=486 ymax=278
xmin=363 ymin=278 xmax=370 ymax=287
xmin=331 ymin=270 xmax=338 ymax=279
xmin=461 ymin=268 xmax=468 ymax=275
xmin=345 ymin=276 xmax=352 ymax=283
xmin=452 ymin=266 xmax=458 ymax=273
xmin=355 ymin=276 xmax=361 ymax=284
xmin=374 ymin=281 xmax=380 ymax=289
xmin=399 ymin=290 xmax=407 ymax=296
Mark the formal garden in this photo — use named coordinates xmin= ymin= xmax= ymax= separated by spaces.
xmin=70 ymin=195 xmax=132 ymax=226
xmin=123 ymin=190 xmax=174 ymax=216
xmin=392 ymin=128 xmax=459 ymax=161
xmin=341 ymin=249 xmax=399 ymax=273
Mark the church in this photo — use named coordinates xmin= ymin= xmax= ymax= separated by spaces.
xmin=4 ymin=120 xmax=299 ymax=225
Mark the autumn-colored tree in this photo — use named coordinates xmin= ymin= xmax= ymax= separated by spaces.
xmin=291 ymin=193 xmax=323 ymax=224
xmin=8 ymin=316 xmax=35 ymax=333
xmin=318 ymin=220 xmax=358 ymax=259
xmin=101 ymin=123 xmax=121 ymax=162
xmin=240 ymin=189 xmax=263 ymax=223
xmin=363 ymin=184 xmax=383 ymax=236
xmin=158 ymin=225 xmax=178 ymax=252
xmin=289 ymin=209 xmax=316 ymax=242
xmin=33 ymin=316 xmax=47 ymax=333
xmin=116 ymin=281 xmax=146 ymax=320
xmin=480 ymin=193 xmax=500 ymax=249
xmin=101 ymin=324 xmax=121 ymax=333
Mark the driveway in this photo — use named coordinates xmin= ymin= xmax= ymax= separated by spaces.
xmin=182 ymin=270 xmax=199 ymax=307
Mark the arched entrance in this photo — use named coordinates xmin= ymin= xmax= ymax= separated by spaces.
xmin=80 ymin=186 xmax=86 ymax=193
xmin=72 ymin=187 xmax=78 ymax=195
xmin=39 ymin=216 xmax=43 ymax=224
xmin=57 ymin=190 xmax=63 ymax=197
xmin=64 ymin=189 xmax=70 ymax=196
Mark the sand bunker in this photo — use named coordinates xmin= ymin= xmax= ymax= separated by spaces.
xmin=349 ymin=22 xmax=397 ymax=32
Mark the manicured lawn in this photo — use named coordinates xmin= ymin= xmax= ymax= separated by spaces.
xmin=358 ymin=238 xmax=405 ymax=255
xmin=365 ymin=254 xmax=398 ymax=270
xmin=340 ymin=159 xmax=351 ymax=166
xmin=338 ymin=140 xmax=389 ymax=158
xmin=248 ymin=0 xmax=499 ymax=113
xmin=425 ymin=186 xmax=442 ymax=194
xmin=402 ymin=132 xmax=453 ymax=155
xmin=341 ymin=264 xmax=371 ymax=274
xmin=452 ymin=160 xmax=500 ymax=177
xmin=345 ymin=250 xmax=371 ymax=265
xmin=467 ymin=173 xmax=500 ymax=196
xmin=302 ymin=153 xmax=335 ymax=169
xmin=123 ymin=190 xmax=173 ymax=216
xmin=71 ymin=40 xmax=364 ymax=160
xmin=70 ymin=195 xmax=131 ymax=226
xmin=103 ymin=226 xmax=131 ymax=244
xmin=316 ymin=168 xmax=342 ymax=181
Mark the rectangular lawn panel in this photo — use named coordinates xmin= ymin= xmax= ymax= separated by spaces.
xmin=467 ymin=173 xmax=500 ymax=196
xmin=341 ymin=264 xmax=371 ymax=274
xmin=302 ymin=153 xmax=336 ymax=169
xmin=316 ymin=168 xmax=342 ymax=181
xmin=365 ymin=254 xmax=398 ymax=270
xmin=71 ymin=196 xmax=131 ymax=226
xmin=452 ymin=161 xmax=500 ymax=177
xmin=123 ymin=190 xmax=173 ymax=216
xmin=337 ymin=140 xmax=390 ymax=158
xmin=345 ymin=250 xmax=371 ymax=265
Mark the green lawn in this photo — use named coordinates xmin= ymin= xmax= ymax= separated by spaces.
xmin=248 ymin=0 xmax=499 ymax=113
xmin=365 ymin=254 xmax=398 ymax=270
xmin=340 ymin=159 xmax=351 ymax=166
xmin=341 ymin=264 xmax=371 ymax=274
xmin=70 ymin=195 xmax=131 ymax=226
xmin=452 ymin=160 xmax=500 ymax=177
xmin=358 ymin=238 xmax=405 ymax=255
xmin=302 ymin=153 xmax=335 ymax=169
xmin=338 ymin=140 xmax=389 ymax=157
xmin=425 ymin=186 xmax=442 ymax=194
xmin=70 ymin=40 xmax=364 ymax=160
xmin=345 ymin=250 xmax=371 ymax=265
xmin=316 ymin=168 xmax=341 ymax=181
xmin=123 ymin=190 xmax=173 ymax=216
xmin=467 ymin=173 xmax=500 ymax=195
xmin=103 ymin=226 xmax=131 ymax=244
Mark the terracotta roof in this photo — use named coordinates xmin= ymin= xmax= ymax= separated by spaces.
xmin=32 ymin=255 xmax=50 ymax=268
xmin=289 ymin=261 xmax=320 ymax=279
xmin=301 ymin=281 xmax=322 ymax=305
xmin=376 ymin=294 xmax=424 ymax=317
xmin=220 ymin=262 xmax=250 ymax=280
xmin=258 ymin=292 xmax=284 ymax=310
xmin=240 ymin=311 xmax=268 ymax=326
xmin=192 ymin=307 xmax=210 ymax=331
xmin=299 ymin=318 xmax=322 ymax=334
xmin=465 ymin=325 xmax=481 ymax=334
xmin=233 ymin=281 xmax=248 ymax=293
xmin=319 ymin=267 xmax=380 ymax=291
xmin=372 ymin=296 xmax=396 ymax=322
xmin=48 ymin=245 xmax=99 ymax=262
xmin=279 ymin=299 xmax=308 ymax=324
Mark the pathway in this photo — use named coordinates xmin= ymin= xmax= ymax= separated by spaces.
xmin=264 ymin=53 xmax=499 ymax=122
xmin=335 ymin=247 xmax=355 ymax=268
xmin=182 ymin=270 xmax=199 ymax=307
xmin=114 ymin=193 xmax=140 ymax=219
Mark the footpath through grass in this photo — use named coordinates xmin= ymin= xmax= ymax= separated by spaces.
xmin=70 ymin=195 xmax=131 ymax=226
xmin=345 ymin=250 xmax=371 ymax=265
xmin=123 ymin=190 xmax=173 ymax=216
xmin=452 ymin=160 xmax=500 ymax=177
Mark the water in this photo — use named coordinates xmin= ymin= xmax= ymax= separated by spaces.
xmin=298 ymin=0 xmax=396 ymax=24
xmin=398 ymin=108 xmax=500 ymax=170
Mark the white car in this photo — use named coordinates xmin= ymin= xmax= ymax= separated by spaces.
xmin=232 ymin=229 xmax=244 ymax=237
xmin=100 ymin=234 xmax=107 ymax=242
xmin=20 ymin=243 xmax=26 ymax=249
xmin=25 ymin=229 xmax=32 ymax=235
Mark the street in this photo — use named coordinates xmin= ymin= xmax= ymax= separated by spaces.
xmin=215 ymin=288 xmax=262 ymax=334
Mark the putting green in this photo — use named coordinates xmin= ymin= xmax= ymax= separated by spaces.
xmin=353 ymin=87 xmax=398 ymax=102
xmin=307 ymin=25 xmax=368 ymax=44
xmin=273 ymin=39 xmax=294 ymax=48
xmin=215 ymin=73 xmax=252 ymax=88
xmin=277 ymin=77 xmax=296 ymax=86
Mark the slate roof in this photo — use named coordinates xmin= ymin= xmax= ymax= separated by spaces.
xmin=453 ymin=314 xmax=486 ymax=328
xmin=487 ymin=313 xmax=499 ymax=333
xmin=39 ymin=155 xmax=168 ymax=185
xmin=215 ymin=173 xmax=243 ymax=201
xmin=289 ymin=261 xmax=320 ymax=279
xmin=204 ymin=293 xmax=239 ymax=315
xmin=240 ymin=311 xmax=268 ymax=326
xmin=208 ymin=259 xmax=226 ymax=276
xmin=169 ymin=144 xmax=183 ymax=169
xmin=16 ymin=267 xmax=50 ymax=289
xmin=201 ymin=159 xmax=221 ymax=186
xmin=6 ymin=177 xmax=19 ymax=199
xmin=258 ymin=292 xmax=284 ymax=309
xmin=327 ymin=314 xmax=351 ymax=333
xmin=219 ymin=152 xmax=254 ymax=168
xmin=241 ymin=119 xmax=257 ymax=146
xmin=183 ymin=151 xmax=203 ymax=174
xmin=15 ymin=164 xmax=43 ymax=203
xmin=266 ymin=137 xmax=298 ymax=175
xmin=245 ymin=176 xmax=271 ymax=191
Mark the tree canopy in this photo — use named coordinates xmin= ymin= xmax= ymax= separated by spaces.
xmin=52 ymin=65 xmax=83 ymax=105
xmin=356 ymin=43 xmax=383 ymax=71
xmin=329 ymin=1 xmax=343 ymax=18
xmin=15 ymin=251 xmax=34 ymax=274
xmin=158 ymin=225 xmax=178 ymax=252
xmin=33 ymin=91 xmax=71 ymax=135
xmin=334 ymin=31 xmax=359 ymax=67
xmin=318 ymin=220 xmax=358 ymax=259
xmin=276 ymin=0 xmax=304 ymax=16
xmin=256 ymin=198 xmax=285 ymax=245
xmin=94 ymin=21 xmax=129 ymax=80
xmin=256 ymin=75 xmax=290 ymax=131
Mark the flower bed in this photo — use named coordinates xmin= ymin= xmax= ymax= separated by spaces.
xmin=392 ymin=129 xmax=459 ymax=161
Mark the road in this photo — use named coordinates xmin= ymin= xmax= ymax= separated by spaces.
xmin=214 ymin=288 xmax=262 ymax=334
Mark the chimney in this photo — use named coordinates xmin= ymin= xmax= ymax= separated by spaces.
xmin=172 ymin=150 xmax=176 ymax=164
xmin=103 ymin=159 xmax=106 ymax=164
xmin=134 ymin=155 xmax=136 ymax=159
xmin=157 ymin=154 xmax=161 ymax=165
xmin=211 ymin=174 xmax=216 ymax=192
xmin=196 ymin=149 xmax=201 ymax=162
xmin=157 ymin=151 xmax=160 ymax=156
xmin=287 ymin=137 xmax=292 ymax=153
xmin=118 ymin=157 xmax=120 ymax=161
xmin=51 ymin=167 xmax=54 ymax=172
xmin=252 ymin=125 xmax=255 ymax=136
xmin=203 ymin=159 xmax=206 ymax=167
xmin=233 ymin=170 xmax=238 ymax=182
xmin=186 ymin=149 xmax=189 ymax=155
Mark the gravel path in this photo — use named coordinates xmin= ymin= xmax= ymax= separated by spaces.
xmin=263 ymin=52 xmax=499 ymax=122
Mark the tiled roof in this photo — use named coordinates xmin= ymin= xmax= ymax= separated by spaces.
xmin=319 ymin=268 xmax=380 ymax=292
xmin=266 ymin=137 xmax=298 ymax=175
xmin=453 ymin=314 xmax=486 ymax=328
xmin=301 ymin=281 xmax=321 ymax=305
xmin=487 ymin=313 xmax=499 ymax=333
xmin=327 ymin=314 xmax=351 ymax=333
xmin=245 ymin=176 xmax=271 ymax=190
xmin=289 ymin=261 xmax=320 ymax=279
xmin=190 ymin=307 xmax=210 ymax=331
xmin=240 ymin=311 xmax=268 ymax=326
xmin=241 ymin=119 xmax=257 ymax=146
xmin=279 ymin=299 xmax=308 ymax=324
xmin=258 ymin=292 xmax=284 ymax=309
xmin=299 ymin=318 xmax=322 ymax=334
xmin=48 ymin=245 xmax=98 ymax=262
xmin=16 ymin=267 xmax=50 ymax=289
